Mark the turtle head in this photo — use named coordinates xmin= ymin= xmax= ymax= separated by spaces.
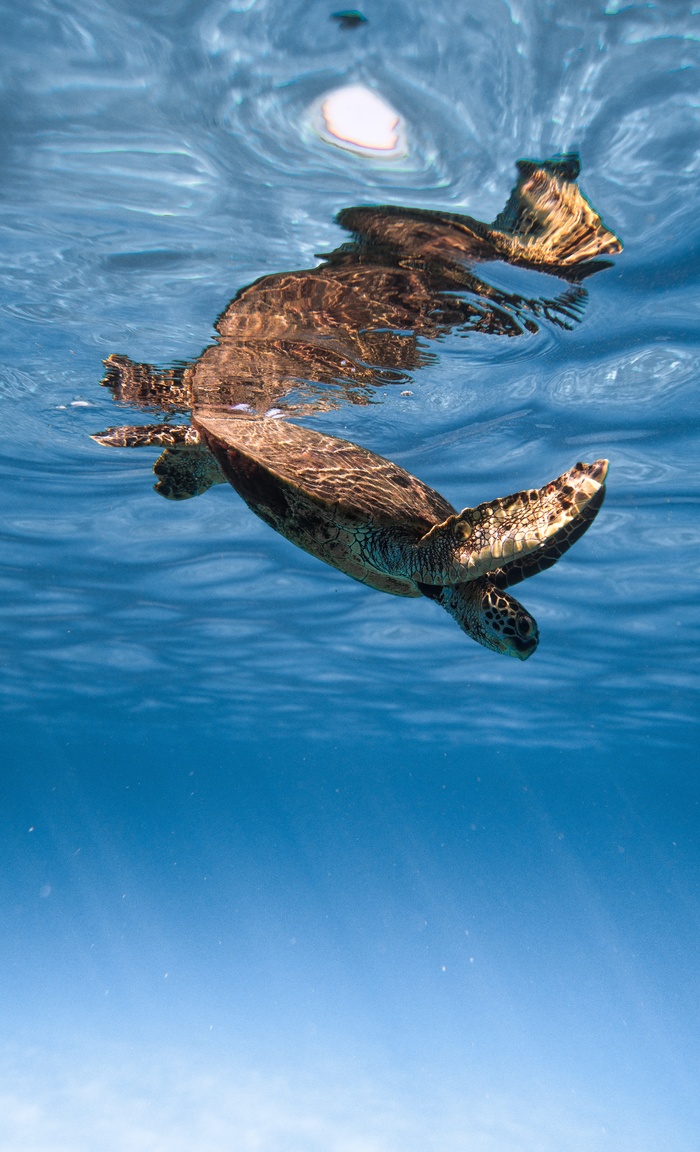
xmin=418 ymin=579 xmax=539 ymax=660
xmin=472 ymin=582 xmax=539 ymax=660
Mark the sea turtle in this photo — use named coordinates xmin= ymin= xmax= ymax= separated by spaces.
xmin=100 ymin=154 xmax=621 ymax=424
xmin=92 ymin=414 xmax=607 ymax=659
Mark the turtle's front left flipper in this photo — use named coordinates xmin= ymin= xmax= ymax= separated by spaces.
xmin=418 ymin=578 xmax=538 ymax=660
xmin=401 ymin=459 xmax=608 ymax=585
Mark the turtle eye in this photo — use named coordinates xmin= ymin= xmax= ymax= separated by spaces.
xmin=517 ymin=615 xmax=534 ymax=638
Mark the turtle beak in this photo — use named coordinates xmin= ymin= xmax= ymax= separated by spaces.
xmin=511 ymin=633 xmax=538 ymax=660
xmin=508 ymin=614 xmax=539 ymax=660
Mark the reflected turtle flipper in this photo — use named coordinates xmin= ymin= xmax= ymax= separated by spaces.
xmin=491 ymin=154 xmax=622 ymax=273
xmin=100 ymin=354 xmax=192 ymax=410
xmin=337 ymin=155 xmax=621 ymax=282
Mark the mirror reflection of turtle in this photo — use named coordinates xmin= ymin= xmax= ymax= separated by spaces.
xmin=93 ymin=415 xmax=607 ymax=659
xmin=100 ymin=154 xmax=621 ymax=423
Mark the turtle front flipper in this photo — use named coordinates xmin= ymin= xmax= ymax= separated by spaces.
xmin=492 ymin=481 xmax=606 ymax=590
xmin=400 ymin=459 xmax=608 ymax=585
xmin=418 ymin=578 xmax=538 ymax=660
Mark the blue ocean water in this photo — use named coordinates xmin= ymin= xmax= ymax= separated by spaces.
xmin=1 ymin=1 xmax=699 ymax=1148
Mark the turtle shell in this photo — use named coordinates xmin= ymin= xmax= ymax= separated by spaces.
xmin=195 ymin=415 xmax=455 ymax=537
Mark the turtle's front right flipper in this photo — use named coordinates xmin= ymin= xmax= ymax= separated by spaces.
xmin=404 ymin=459 xmax=608 ymax=585
xmin=492 ymin=480 xmax=606 ymax=590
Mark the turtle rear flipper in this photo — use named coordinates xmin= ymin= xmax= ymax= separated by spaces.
xmin=153 ymin=444 xmax=226 ymax=500
xmin=492 ymin=155 xmax=622 ymax=275
xmin=419 ymin=578 xmax=538 ymax=660
xmin=91 ymin=423 xmax=223 ymax=498
xmin=91 ymin=423 xmax=199 ymax=448
xmin=406 ymin=459 xmax=608 ymax=585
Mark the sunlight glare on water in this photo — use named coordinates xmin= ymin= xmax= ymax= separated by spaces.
xmin=315 ymin=84 xmax=406 ymax=156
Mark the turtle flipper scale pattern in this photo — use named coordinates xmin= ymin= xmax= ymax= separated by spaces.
xmin=153 ymin=445 xmax=226 ymax=500
xmin=91 ymin=423 xmax=224 ymax=498
xmin=491 ymin=482 xmax=606 ymax=590
xmin=372 ymin=459 xmax=608 ymax=585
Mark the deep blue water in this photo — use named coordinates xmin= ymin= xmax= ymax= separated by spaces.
xmin=1 ymin=1 xmax=699 ymax=1148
